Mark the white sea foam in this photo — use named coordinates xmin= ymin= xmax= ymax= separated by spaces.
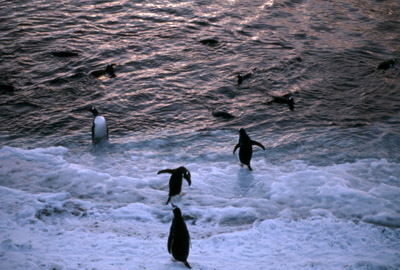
xmin=0 ymin=145 xmax=399 ymax=269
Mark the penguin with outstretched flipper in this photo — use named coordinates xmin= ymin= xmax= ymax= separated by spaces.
xmin=233 ymin=128 xmax=265 ymax=171
xmin=157 ymin=167 xmax=191 ymax=205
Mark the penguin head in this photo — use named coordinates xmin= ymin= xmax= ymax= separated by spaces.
xmin=287 ymin=96 xmax=294 ymax=106
xmin=171 ymin=204 xmax=182 ymax=217
xmin=287 ymin=96 xmax=294 ymax=109
xmin=178 ymin=167 xmax=191 ymax=186
xmin=239 ymin=128 xmax=247 ymax=137
xmin=237 ymin=74 xmax=243 ymax=85
xmin=106 ymin=64 xmax=116 ymax=77
xmin=239 ymin=128 xmax=251 ymax=142
xmin=89 ymin=106 xmax=99 ymax=117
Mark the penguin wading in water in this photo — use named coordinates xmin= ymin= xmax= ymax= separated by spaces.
xmin=158 ymin=167 xmax=191 ymax=205
xmin=168 ymin=204 xmax=191 ymax=269
xmin=89 ymin=106 xmax=109 ymax=144
xmin=233 ymin=128 xmax=265 ymax=171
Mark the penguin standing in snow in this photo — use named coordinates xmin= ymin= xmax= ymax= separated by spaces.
xmin=89 ymin=106 xmax=109 ymax=144
xmin=158 ymin=167 xmax=191 ymax=205
xmin=233 ymin=128 xmax=265 ymax=171
xmin=168 ymin=204 xmax=191 ymax=269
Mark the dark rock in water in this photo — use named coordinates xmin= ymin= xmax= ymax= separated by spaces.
xmin=212 ymin=111 xmax=235 ymax=119
xmin=51 ymin=51 xmax=79 ymax=57
xmin=199 ymin=38 xmax=219 ymax=46
xmin=90 ymin=64 xmax=116 ymax=78
xmin=268 ymin=94 xmax=294 ymax=110
xmin=377 ymin=59 xmax=397 ymax=70
xmin=0 ymin=84 xmax=15 ymax=93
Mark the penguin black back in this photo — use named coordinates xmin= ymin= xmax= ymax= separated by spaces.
xmin=0 ymin=84 xmax=15 ymax=93
xmin=233 ymin=128 xmax=265 ymax=170
xmin=212 ymin=111 xmax=235 ymax=119
xmin=237 ymin=68 xmax=256 ymax=85
xmin=377 ymin=59 xmax=397 ymax=70
xmin=157 ymin=167 xmax=191 ymax=205
xmin=269 ymin=94 xmax=294 ymax=110
xmin=168 ymin=204 xmax=191 ymax=269
xmin=90 ymin=64 xmax=116 ymax=78
xmin=51 ymin=51 xmax=79 ymax=57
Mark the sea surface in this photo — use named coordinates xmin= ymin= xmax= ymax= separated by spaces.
xmin=1 ymin=0 xmax=400 ymax=269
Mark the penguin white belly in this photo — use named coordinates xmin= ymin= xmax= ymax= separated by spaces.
xmin=94 ymin=116 xmax=107 ymax=138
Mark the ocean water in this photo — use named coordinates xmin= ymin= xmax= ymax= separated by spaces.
xmin=1 ymin=0 xmax=400 ymax=269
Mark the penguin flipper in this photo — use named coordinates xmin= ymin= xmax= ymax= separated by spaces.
xmin=166 ymin=197 xmax=171 ymax=205
xmin=183 ymin=261 xmax=192 ymax=269
xmin=233 ymin=144 xmax=240 ymax=154
xmin=168 ymin=225 xmax=174 ymax=254
xmin=158 ymin=169 xmax=175 ymax=174
xmin=91 ymin=123 xmax=95 ymax=143
xmin=251 ymin=140 xmax=265 ymax=150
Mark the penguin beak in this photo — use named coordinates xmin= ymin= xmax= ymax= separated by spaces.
xmin=184 ymin=172 xmax=191 ymax=186
xmin=171 ymin=203 xmax=177 ymax=209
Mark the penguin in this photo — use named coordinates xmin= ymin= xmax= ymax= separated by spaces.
xmin=90 ymin=64 xmax=116 ymax=78
xmin=0 ymin=84 xmax=15 ymax=93
xmin=237 ymin=68 xmax=256 ymax=85
xmin=51 ymin=51 xmax=79 ymax=57
xmin=199 ymin=38 xmax=219 ymax=46
xmin=233 ymin=128 xmax=265 ymax=171
xmin=268 ymin=94 xmax=294 ymax=110
xmin=377 ymin=59 xmax=397 ymax=70
xmin=89 ymin=106 xmax=109 ymax=144
xmin=168 ymin=204 xmax=191 ymax=269
xmin=158 ymin=167 xmax=191 ymax=205
xmin=212 ymin=111 xmax=235 ymax=119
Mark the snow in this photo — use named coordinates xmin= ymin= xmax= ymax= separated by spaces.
xmin=0 ymin=145 xmax=400 ymax=269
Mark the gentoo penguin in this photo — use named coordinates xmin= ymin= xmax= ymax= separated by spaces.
xmin=212 ymin=111 xmax=235 ymax=119
xmin=51 ymin=51 xmax=78 ymax=57
xmin=168 ymin=204 xmax=191 ymax=269
xmin=233 ymin=128 xmax=265 ymax=171
xmin=158 ymin=167 xmax=191 ymax=205
xmin=377 ymin=59 xmax=397 ymax=70
xmin=90 ymin=64 xmax=116 ymax=78
xmin=269 ymin=94 xmax=294 ymax=110
xmin=89 ymin=106 xmax=109 ymax=144
xmin=237 ymin=68 xmax=256 ymax=85
xmin=199 ymin=38 xmax=219 ymax=46
xmin=0 ymin=84 xmax=15 ymax=93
